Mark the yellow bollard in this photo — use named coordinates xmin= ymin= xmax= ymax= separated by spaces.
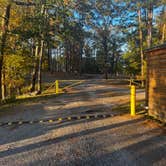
xmin=130 ymin=85 xmax=136 ymax=116
xmin=55 ymin=80 xmax=59 ymax=94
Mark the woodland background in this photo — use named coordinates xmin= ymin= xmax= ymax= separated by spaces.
xmin=0 ymin=0 xmax=166 ymax=100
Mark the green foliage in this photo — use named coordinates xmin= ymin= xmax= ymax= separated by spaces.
xmin=96 ymin=50 xmax=105 ymax=72
xmin=3 ymin=54 xmax=32 ymax=91
xmin=123 ymin=40 xmax=141 ymax=75
xmin=0 ymin=0 xmax=166 ymax=100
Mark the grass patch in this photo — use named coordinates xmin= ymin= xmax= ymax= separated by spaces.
xmin=0 ymin=90 xmax=64 ymax=112
xmin=111 ymin=100 xmax=146 ymax=115
xmin=144 ymin=114 xmax=166 ymax=127
xmin=0 ymin=80 xmax=83 ymax=112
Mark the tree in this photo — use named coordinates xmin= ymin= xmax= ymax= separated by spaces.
xmin=3 ymin=54 xmax=32 ymax=96
xmin=122 ymin=0 xmax=158 ymax=79
xmin=0 ymin=2 xmax=11 ymax=99
xmin=0 ymin=0 xmax=165 ymax=101
xmin=156 ymin=4 xmax=166 ymax=43
xmin=0 ymin=0 xmax=35 ymax=99
xmin=84 ymin=0 xmax=124 ymax=79
xmin=137 ymin=3 xmax=145 ymax=86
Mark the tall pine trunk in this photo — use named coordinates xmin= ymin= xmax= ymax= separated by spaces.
xmin=78 ymin=42 xmax=83 ymax=75
xmin=138 ymin=8 xmax=144 ymax=87
xmin=37 ymin=40 xmax=44 ymax=94
xmin=146 ymin=2 xmax=153 ymax=106
xmin=147 ymin=3 xmax=153 ymax=48
xmin=65 ymin=42 xmax=69 ymax=72
xmin=36 ymin=3 xmax=45 ymax=94
xmin=161 ymin=6 xmax=166 ymax=43
xmin=103 ymin=36 xmax=108 ymax=80
xmin=47 ymin=43 xmax=51 ymax=72
xmin=161 ymin=23 xmax=166 ymax=43
xmin=30 ymin=44 xmax=39 ymax=92
xmin=0 ymin=4 xmax=11 ymax=100
xmin=2 ymin=70 xmax=6 ymax=100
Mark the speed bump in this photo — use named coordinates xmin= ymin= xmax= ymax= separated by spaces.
xmin=0 ymin=113 xmax=123 ymax=127
xmin=18 ymin=121 xmax=23 ymax=125
xmin=58 ymin=118 xmax=62 ymax=121
xmin=8 ymin=122 xmax=12 ymax=126
xmin=68 ymin=117 xmax=71 ymax=120
xmin=86 ymin=116 xmax=90 ymax=119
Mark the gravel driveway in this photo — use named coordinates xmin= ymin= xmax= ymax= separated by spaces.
xmin=0 ymin=79 xmax=165 ymax=166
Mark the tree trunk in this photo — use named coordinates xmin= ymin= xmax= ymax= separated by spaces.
xmin=0 ymin=4 xmax=11 ymax=100
xmin=114 ymin=55 xmax=119 ymax=76
xmin=35 ymin=3 xmax=45 ymax=94
xmin=111 ymin=52 xmax=115 ymax=75
xmin=37 ymin=40 xmax=44 ymax=94
xmin=59 ymin=46 xmax=61 ymax=72
xmin=138 ymin=8 xmax=144 ymax=87
xmin=147 ymin=3 xmax=153 ymax=48
xmin=30 ymin=44 xmax=39 ymax=92
xmin=56 ymin=47 xmax=59 ymax=72
xmin=146 ymin=2 xmax=153 ymax=106
xmin=47 ymin=44 xmax=51 ymax=72
xmin=65 ymin=44 xmax=68 ymax=72
xmin=103 ymin=36 xmax=108 ymax=80
xmin=2 ymin=70 xmax=6 ymax=100
xmin=68 ymin=43 xmax=71 ymax=73
xmin=161 ymin=23 xmax=166 ymax=44
xmin=78 ymin=42 xmax=83 ymax=75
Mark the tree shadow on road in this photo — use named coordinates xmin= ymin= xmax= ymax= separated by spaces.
xmin=22 ymin=127 xmax=166 ymax=166
xmin=0 ymin=97 xmax=146 ymax=147
xmin=0 ymin=117 xmax=147 ymax=158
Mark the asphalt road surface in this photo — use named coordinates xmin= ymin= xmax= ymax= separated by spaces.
xmin=0 ymin=80 xmax=165 ymax=166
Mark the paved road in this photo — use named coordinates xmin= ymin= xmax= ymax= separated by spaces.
xmin=0 ymin=80 xmax=165 ymax=166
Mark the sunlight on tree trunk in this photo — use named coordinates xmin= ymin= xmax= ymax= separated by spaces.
xmin=138 ymin=8 xmax=144 ymax=87
xmin=30 ymin=44 xmax=39 ymax=92
xmin=162 ymin=23 xmax=166 ymax=43
xmin=147 ymin=2 xmax=153 ymax=48
xmin=2 ymin=70 xmax=6 ymax=100
xmin=37 ymin=40 xmax=44 ymax=94
xmin=0 ymin=4 xmax=11 ymax=100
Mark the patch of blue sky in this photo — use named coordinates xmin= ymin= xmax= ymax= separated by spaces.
xmin=72 ymin=1 xmax=164 ymax=53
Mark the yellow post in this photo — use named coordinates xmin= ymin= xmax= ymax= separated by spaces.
xmin=55 ymin=80 xmax=59 ymax=94
xmin=130 ymin=85 xmax=136 ymax=116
